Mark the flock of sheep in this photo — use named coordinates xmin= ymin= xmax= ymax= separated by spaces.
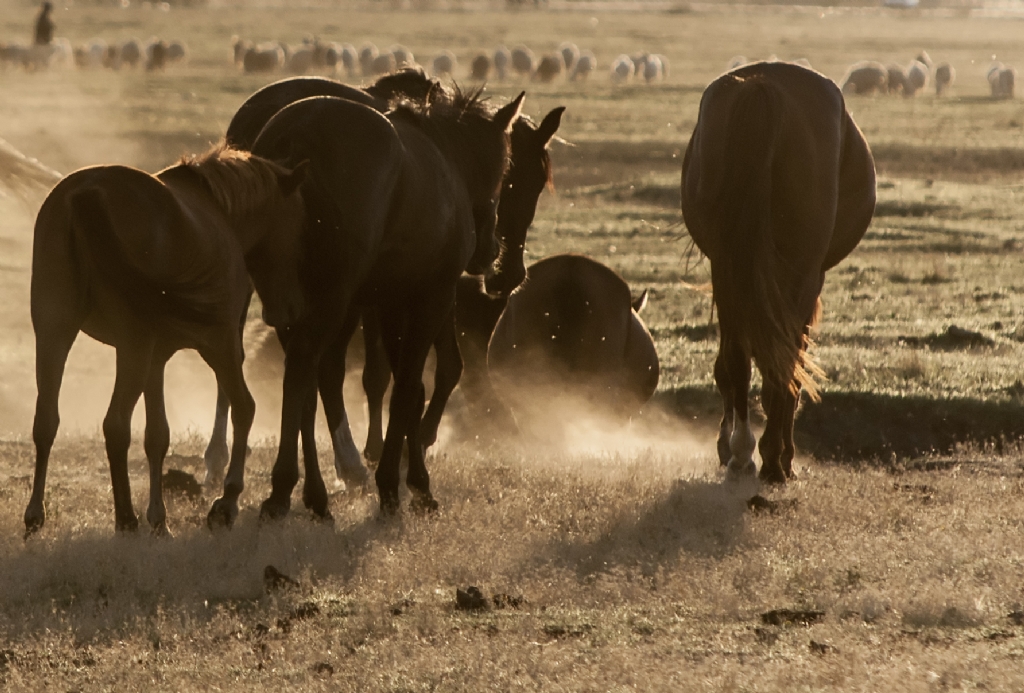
xmin=232 ymin=36 xmax=668 ymax=84
xmin=0 ymin=36 xmax=187 ymax=71
xmin=840 ymin=50 xmax=1015 ymax=99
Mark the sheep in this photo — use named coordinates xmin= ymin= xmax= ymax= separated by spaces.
xmin=904 ymin=59 xmax=929 ymax=96
xmin=935 ymin=62 xmax=955 ymax=95
xmin=493 ymin=45 xmax=510 ymax=80
xmin=557 ymin=41 xmax=579 ymax=72
xmin=989 ymin=62 xmax=1016 ymax=99
xmin=432 ymin=50 xmax=457 ymax=77
xmin=511 ymin=45 xmax=535 ymax=76
xmin=611 ymin=54 xmax=634 ymax=83
xmin=358 ymin=42 xmax=378 ymax=75
xmin=886 ymin=63 xmax=907 ymax=95
xmin=840 ymin=60 xmax=888 ymax=95
xmin=470 ymin=53 xmax=491 ymax=80
xmin=570 ymin=50 xmax=595 ymax=81
xmin=533 ymin=53 xmax=563 ymax=82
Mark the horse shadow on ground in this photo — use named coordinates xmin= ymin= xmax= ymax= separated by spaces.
xmin=656 ymin=386 xmax=1024 ymax=463
xmin=0 ymin=484 xmax=389 ymax=641
xmin=533 ymin=474 xmax=752 ymax=584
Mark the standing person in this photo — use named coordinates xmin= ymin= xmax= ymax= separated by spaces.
xmin=34 ymin=2 xmax=54 ymax=46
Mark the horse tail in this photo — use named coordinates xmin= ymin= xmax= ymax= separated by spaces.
xmin=69 ymin=187 xmax=218 ymax=324
xmin=711 ymin=78 xmax=822 ymax=400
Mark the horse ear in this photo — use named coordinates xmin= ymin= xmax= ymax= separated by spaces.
xmin=494 ymin=91 xmax=526 ymax=133
xmin=537 ymin=106 xmax=565 ymax=147
xmin=632 ymin=288 xmax=649 ymax=313
xmin=278 ymin=160 xmax=309 ymax=196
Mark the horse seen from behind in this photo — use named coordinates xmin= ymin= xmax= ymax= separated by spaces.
xmin=681 ymin=61 xmax=875 ymax=483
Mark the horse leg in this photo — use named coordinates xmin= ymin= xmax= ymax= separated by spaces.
xmin=779 ymin=384 xmax=799 ymax=479
xmin=720 ymin=335 xmax=755 ymax=479
xmin=319 ymin=309 xmax=368 ymax=489
xmin=204 ymin=387 xmax=230 ymax=488
xmin=260 ymin=331 xmax=320 ymax=522
xmin=712 ymin=348 xmax=734 ymax=467
xmin=378 ymin=294 xmax=451 ymax=515
xmin=103 ymin=340 xmax=155 ymax=532
xmin=361 ymin=305 xmax=391 ymax=462
xmin=204 ymin=292 xmax=249 ymax=488
xmin=295 ymin=381 xmax=331 ymax=519
xmin=419 ymin=309 xmax=462 ymax=452
xmin=757 ymin=380 xmax=789 ymax=484
xmin=206 ymin=339 xmax=257 ymax=529
xmin=24 ymin=327 xmax=78 ymax=536
xmin=143 ymin=352 xmax=173 ymax=535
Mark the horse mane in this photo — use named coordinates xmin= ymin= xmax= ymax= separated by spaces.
xmin=390 ymin=83 xmax=511 ymax=182
xmin=177 ymin=143 xmax=288 ymax=218
xmin=367 ymin=67 xmax=438 ymax=105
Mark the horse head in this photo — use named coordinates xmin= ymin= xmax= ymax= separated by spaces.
xmin=464 ymin=91 xmax=525 ymax=276
xmin=489 ymin=105 xmax=563 ymax=293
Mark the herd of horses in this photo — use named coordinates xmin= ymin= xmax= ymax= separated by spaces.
xmin=19 ymin=59 xmax=876 ymax=536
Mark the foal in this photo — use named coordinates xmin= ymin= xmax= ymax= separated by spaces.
xmin=26 ymin=146 xmax=305 ymax=534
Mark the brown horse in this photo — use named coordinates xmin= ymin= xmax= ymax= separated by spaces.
xmin=681 ymin=61 xmax=875 ymax=483
xmin=247 ymin=89 xmax=522 ymax=519
xmin=211 ymin=72 xmax=559 ymax=489
xmin=26 ymin=146 xmax=306 ymax=535
xmin=363 ymin=104 xmax=565 ymax=458
xmin=486 ymin=254 xmax=659 ymax=433
xmin=200 ymin=70 xmax=439 ymax=487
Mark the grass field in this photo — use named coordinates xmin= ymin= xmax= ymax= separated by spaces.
xmin=3 ymin=2 xmax=1024 ymax=690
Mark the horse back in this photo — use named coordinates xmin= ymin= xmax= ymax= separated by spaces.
xmin=252 ymin=96 xmax=405 ymax=296
xmin=33 ymin=164 xmax=244 ymax=331
xmin=226 ymin=77 xmax=380 ymax=150
xmin=684 ymin=61 xmax=848 ymax=267
xmin=490 ymin=254 xmax=635 ymax=374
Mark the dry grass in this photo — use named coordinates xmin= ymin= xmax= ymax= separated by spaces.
xmin=4 ymin=2 xmax=1024 ymax=690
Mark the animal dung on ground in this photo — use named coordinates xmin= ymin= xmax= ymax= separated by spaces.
xmin=264 ymin=565 xmax=300 ymax=592
xmin=162 ymin=469 xmax=203 ymax=500
xmin=760 ymin=609 xmax=826 ymax=626
xmin=455 ymin=586 xmax=490 ymax=611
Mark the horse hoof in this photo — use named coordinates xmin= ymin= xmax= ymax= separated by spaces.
xmin=726 ymin=458 xmax=757 ymax=481
xmin=759 ymin=466 xmax=788 ymax=485
xmin=116 ymin=516 xmax=140 ymax=533
xmin=379 ymin=495 xmax=400 ymax=517
xmin=259 ymin=497 xmax=290 ymax=523
xmin=207 ymin=499 xmax=237 ymax=530
xmin=410 ymin=494 xmax=439 ymax=516
xmin=23 ymin=509 xmax=44 ymax=539
xmin=151 ymin=523 xmax=173 ymax=539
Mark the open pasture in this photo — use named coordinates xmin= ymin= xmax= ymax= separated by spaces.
xmin=2 ymin=2 xmax=1024 ymax=689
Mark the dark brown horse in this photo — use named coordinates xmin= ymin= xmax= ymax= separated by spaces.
xmin=247 ymin=89 xmax=522 ymax=519
xmin=681 ymin=61 xmax=875 ymax=483
xmin=26 ymin=147 xmax=306 ymax=535
xmin=362 ymin=104 xmax=565 ymax=458
xmin=209 ymin=72 xmax=559 ymax=489
xmin=486 ymin=254 xmax=660 ymax=433
xmin=200 ymin=70 xmax=440 ymax=488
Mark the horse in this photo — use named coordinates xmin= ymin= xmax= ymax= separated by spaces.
xmin=245 ymin=89 xmax=523 ymax=519
xmin=25 ymin=146 xmax=307 ymax=535
xmin=206 ymin=70 xmax=438 ymax=487
xmin=681 ymin=61 xmax=876 ymax=483
xmin=487 ymin=254 xmax=660 ymax=435
xmin=362 ymin=104 xmax=564 ymax=458
xmin=213 ymin=72 xmax=559 ymax=487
